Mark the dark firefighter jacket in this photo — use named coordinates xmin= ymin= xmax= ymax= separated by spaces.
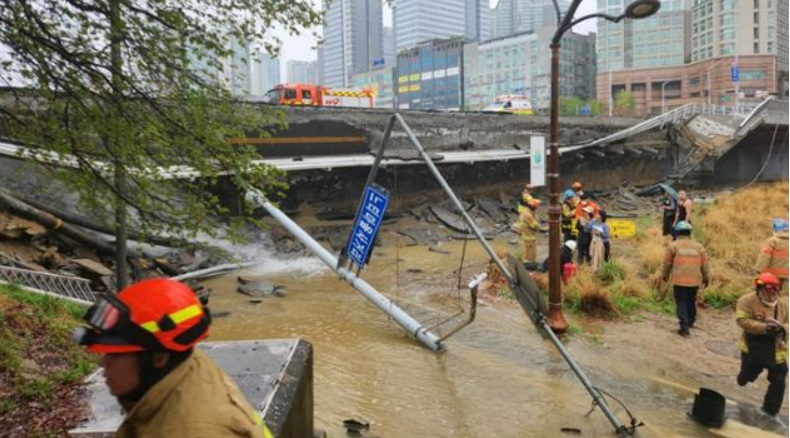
xmin=735 ymin=292 xmax=789 ymax=365
xmin=115 ymin=349 xmax=273 ymax=438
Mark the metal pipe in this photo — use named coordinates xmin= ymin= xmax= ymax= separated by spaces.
xmin=244 ymin=188 xmax=443 ymax=352
xmin=392 ymin=114 xmax=515 ymax=283
xmin=547 ymin=42 xmax=568 ymax=333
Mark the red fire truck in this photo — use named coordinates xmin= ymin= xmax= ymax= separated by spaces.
xmin=263 ymin=83 xmax=376 ymax=108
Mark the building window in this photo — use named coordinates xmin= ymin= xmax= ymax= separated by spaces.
xmin=754 ymin=42 xmax=760 ymax=53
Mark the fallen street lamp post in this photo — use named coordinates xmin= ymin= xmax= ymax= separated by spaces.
xmin=546 ymin=0 xmax=661 ymax=333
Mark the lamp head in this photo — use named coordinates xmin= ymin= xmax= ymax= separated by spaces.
xmin=625 ymin=0 xmax=661 ymax=19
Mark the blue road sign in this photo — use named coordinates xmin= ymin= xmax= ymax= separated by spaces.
xmin=731 ymin=64 xmax=740 ymax=83
xmin=347 ymin=185 xmax=389 ymax=268
xmin=373 ymin=58 xmax=385 ymax=69
xmin=580 ymin=104 xmax=591 ymax=116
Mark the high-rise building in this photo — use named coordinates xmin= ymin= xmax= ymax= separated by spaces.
xmin=250 ymin=53 xmax=280 ymax=95
xmin=691 ymin=0 xmax=787 ymax=70
xmin=393 ymin=0 xmax=466 ymax=51
xmin=464 ymin=27 xmax=596 ymax=110
xmin=596 ymin=0 xmax=787 ymax=116
xmin=287 ymin=60 xmax=313 ymax=83
xmin=383 ymin=27 xmax=397 ymax=69
xmin=491 ymin=0 xmax=569 ymax=39
xmin=322 ymin=0 xmax=384 ymax=87
xmin=229 ymin=38 xmax=252 ymax=96
xmin=597 ymin=0 xmax=691 ymax=73
xmin=466 ymin=0 xmax=492 ymax=42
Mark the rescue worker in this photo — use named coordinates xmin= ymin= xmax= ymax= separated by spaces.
xmin=517 ymin=197 xmax=548 ymax=264
xmin=571 ymin=181 xmax=583 ymax=197
xmin=72 ymin=278 xmax=273 ymax=438
xmin=755 ymin=218 xmax=789 ymax=292
xmin=660 ymin=188 xmax=677 ymax=238
xmin=561 ymin=189 xmax=579 ymax=242
xmin=735 ymin=272 xmax=788 ymax=418
xmin=661 ymin=221 xmax=710 ymax=337
xmin=576 ymin=206 xmax=594 ymax=265
xmin=516 ymin=184 xmax=535 ymax=214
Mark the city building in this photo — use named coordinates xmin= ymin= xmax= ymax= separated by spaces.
xmin=395 ymin=37 xmax=464 ymax=110
xmin=350 ymin=67 xmax=396 ymax=108
xmin=597 ymin=0 xmax=788 ymax=116
xmin=229 ymin=38 xmax=252 ymax=96
xmin=491 ymin=0 xmax=569 ymax=39
xmin=287 ymin=60 xmax=313 ymax=83
xmin=322 ymin=0 xmax=384 ymax=87
xmin=466 ymin=0 xmax=492 ymax=42
xmin=464 ymin=27 xmax=596 ymax=110
xmin=250 ymin=53 xmax=280 ymax=96
xmin=393 ymin=0 xmax=467 ymax=51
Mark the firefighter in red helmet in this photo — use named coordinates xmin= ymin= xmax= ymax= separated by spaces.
xmin=72 ymin=278 xmax=273 ymax=438
xmin=735 ymin=272 xmax=789 ymax=417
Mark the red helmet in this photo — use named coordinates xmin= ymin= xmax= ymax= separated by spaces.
xmin=73 ymin=278 xmax=210 ymax=354
xmin=755 ymin=272 xmax=781 ymax=290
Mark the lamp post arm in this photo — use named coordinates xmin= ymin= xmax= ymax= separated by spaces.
xmin=567 ymin=13 xmax=625 ymax=30
xmin=552 ymin=0 xmax=584 ymax=44
xmin=552 ymin=0 xmax=561 ymax=29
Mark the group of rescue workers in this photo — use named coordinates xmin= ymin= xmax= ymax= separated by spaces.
xmin=515 ymin=180 xmax=611 ymax=277
xmin=513 ymin=180 xmax=788 ymax=419
xmin=66 ymin=182 xmax=788 ymax=435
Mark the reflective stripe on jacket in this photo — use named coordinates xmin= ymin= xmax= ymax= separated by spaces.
xmin=735 ymin=292 xmax=789 ymax=364
xmin=116 ymin=349 xmax=272 ymax=438
xmin=754 ymin=231 xmax=789 ymax=279
xmin=661 ymin=236 xmax=710 ymax=287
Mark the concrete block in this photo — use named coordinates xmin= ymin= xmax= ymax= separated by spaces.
xmin=70 ymin=339 xmax=313 ymax=438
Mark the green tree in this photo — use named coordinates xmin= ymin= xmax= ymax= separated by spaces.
xmin=614 ymin=90 xmax=636 ymax=117
xmin=559 ymin=96 xmax=584 ymax=116
xmin=0 ymin=1 xmax=322 ymax=287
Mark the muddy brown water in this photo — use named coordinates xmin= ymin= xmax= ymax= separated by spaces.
xmin=202 ymin=233 xmax=784 ymax=438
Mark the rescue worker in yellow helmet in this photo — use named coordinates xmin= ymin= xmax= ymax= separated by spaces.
xmin=516 ymin=197 xmax=548 ymax=264
xmin=72 ymin=278 xmax=274 ymax=438
xmin=516 ymin=183 xmax=535 ymax=215
xmin=735 ymin=272 xmax=789 ymax=417
xmin=755 ymin=218 xmax=789 ymax=291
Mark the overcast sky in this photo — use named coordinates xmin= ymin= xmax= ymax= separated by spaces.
xmin=276 ymin=0 xmax=599 ymax=75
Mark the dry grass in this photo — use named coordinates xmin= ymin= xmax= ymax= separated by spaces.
xmin=638 ymin=225 xmax=668 ymax=274
xmin=617 ymin=276 xmax=650 ymax=298
xmin=697 ymin=181 xmax=788 ymax=300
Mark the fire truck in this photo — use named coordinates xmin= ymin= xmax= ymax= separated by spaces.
xmin=263 ymin=83 xmax=376 ymax=108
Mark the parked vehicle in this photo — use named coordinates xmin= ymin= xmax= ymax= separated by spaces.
xmin=263 ymin=83 xmax=376 ymax=108
xmin=482 ymin=95 xmax=534 ymax=115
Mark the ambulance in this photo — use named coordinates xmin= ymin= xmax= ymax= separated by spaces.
xmin=482 ymin=95 xmax=534 ymax=115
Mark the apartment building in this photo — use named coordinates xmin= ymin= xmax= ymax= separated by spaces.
xmin=597 ymin=0 xmax=787 ymax=116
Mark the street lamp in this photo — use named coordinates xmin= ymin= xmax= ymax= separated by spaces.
xmin=547 ymin=0 xmax=661 ymax=333
xmin=661 ymin=80 xmax=670 ymax=113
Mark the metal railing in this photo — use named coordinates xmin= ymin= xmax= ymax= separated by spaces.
xmin=0 ymin=265 xmax=96 ymax=306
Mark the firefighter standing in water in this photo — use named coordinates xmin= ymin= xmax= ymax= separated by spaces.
xmin=735 ymin=272 xmax=789 ymax=417
xmin=755 ymin=218 xmax=789 ymax=292
xmin=72 ymin=278 xmax=274 ymax=438
xmin=516 ymin=197 xmax=548 ymax=263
